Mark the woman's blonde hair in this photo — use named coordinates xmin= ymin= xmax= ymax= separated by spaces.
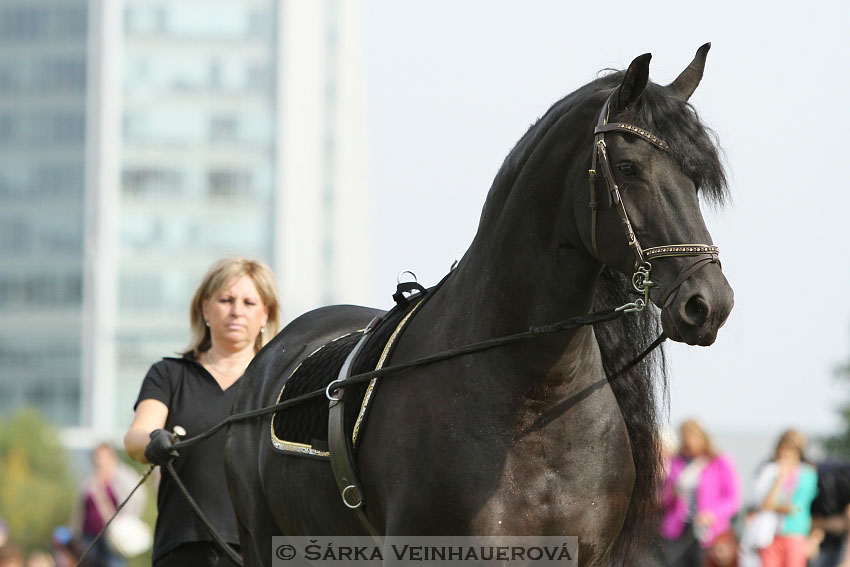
xmin=679 ymin=418 xmax=718 ymax=458
xmin=183 ymin=257 xmax=281 ymax=357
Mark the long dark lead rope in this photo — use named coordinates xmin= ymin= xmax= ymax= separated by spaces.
xmin=164 ymin=461 xmax=244 ymax=565
xmin=75 ymin=306 xmax=665 ymax=567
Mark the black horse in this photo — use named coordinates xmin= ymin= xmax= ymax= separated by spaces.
xmin=225 ymin=45 xmax=733 ymax=566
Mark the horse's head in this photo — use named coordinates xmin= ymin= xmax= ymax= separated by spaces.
xmin=583 ymin=45 xmax=733 ymax=346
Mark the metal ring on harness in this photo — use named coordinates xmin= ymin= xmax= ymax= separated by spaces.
xmin=325 ymin=378 xmax=344 ymax=401
xmin=341 ymin=485 xmax=364 ymax=509
xmin=397 ymin=270 xmax=418 ymax=284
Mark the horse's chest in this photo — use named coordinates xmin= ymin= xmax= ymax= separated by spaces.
xmin=470 ymin=379 xmax=634 ymax=548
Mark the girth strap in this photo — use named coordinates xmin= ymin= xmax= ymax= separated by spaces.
xmin=328 ymin=316 xmax=383 ymax=540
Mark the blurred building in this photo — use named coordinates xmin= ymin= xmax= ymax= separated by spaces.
xmin=0 ymin=0 xmax=369 ymax=442
xmin=0 ymin=1 xmax=89 ymax=427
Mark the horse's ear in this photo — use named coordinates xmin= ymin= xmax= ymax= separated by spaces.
xmin=615 ymin=53 xmax=652 ymax=112
xmin=668 ymin=43 xmax=711 ymax=101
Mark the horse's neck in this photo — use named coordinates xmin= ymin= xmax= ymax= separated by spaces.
xmin=448 ymin=174 xmax=599 ymax=340
xmin=438 ymin=249 xmax=600 ymax=371
xmin=433 ymin=190 xmax=603 ymax=388
xmin=447 ymin=249 xmax=599 ymax=330
xmin=422 ymin=100 xmax=607 ymax=375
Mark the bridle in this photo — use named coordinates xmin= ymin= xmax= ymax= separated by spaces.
xmin=588 ymin=90 xmax=720 ymax=312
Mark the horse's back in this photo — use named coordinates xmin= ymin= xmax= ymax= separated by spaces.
xmin=231 ymin=304 xmax=382 ymax=413
xmin=225 ymin=304 xmax=382 ymax=567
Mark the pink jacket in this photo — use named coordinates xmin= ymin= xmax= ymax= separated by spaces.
xmin=661 ymin=454 xmax=740 ymax=546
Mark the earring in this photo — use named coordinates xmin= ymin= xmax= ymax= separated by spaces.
xmin=260 ymin=327 xmax=265 ymax=334
xmin=205 ymin=320 xmax=210 ymax=327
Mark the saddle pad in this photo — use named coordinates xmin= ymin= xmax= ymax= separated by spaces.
xmin=270 ymin=296 xmax=423 ymax=459
xmin=270 ymin=332 xmax=364 ymax=458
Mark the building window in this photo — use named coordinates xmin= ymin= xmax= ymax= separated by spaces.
xmin=31 ymin=164 xmax=84 ymax=200
xmin=246 ymin=10 xmax=269 ymax=38
xmin=119 ymin=274 xmax=162 ymax=310
xmin=209 ymin=115 xmax=237 ymax=143
xmin=41 ymin=223 xmax=83 ymax=254
xmin=0 ymin=7 xmax=43 ymax=40
xmin=122 ymin=168 xmax=182 ymax=198
xmin=245 ymin=64 xmax=271 ymax=92
xmin=0 ymin=114 xmax=16 ymax=146
xmin=38 ymin=58 xmax=87 ymax=91
xmin=50 ymin=5 xmax=87 ymax=38
xmin=0 ymin=63 xmax=19 ymax=92
xmin=22 ymin=111 xmax=85 ymax=147
xmin=0 ymin=274 xmax=82 ymax=307
xmin=52 ymin=112 xmax=85 ymax=145
xmin=208 ymin=169 xmax=252 ymax=199
xmin=0 ymin=217 xmax=30 ymax=250
xmin=209 ymin=60 xmax=222 ymax=90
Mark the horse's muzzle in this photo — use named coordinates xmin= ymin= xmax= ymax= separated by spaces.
xmin=660 ymin=263 xmax=734 ymax=346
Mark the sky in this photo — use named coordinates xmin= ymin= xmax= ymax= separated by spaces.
xmin=359 ymin=0 xmax=850 ymax=440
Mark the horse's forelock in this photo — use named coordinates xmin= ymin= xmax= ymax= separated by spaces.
xmin=624 ymin=80 xmax=729 ymax=205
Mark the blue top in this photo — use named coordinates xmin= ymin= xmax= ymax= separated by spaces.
xmin=779 ymin=463 xmax=818 ymax=536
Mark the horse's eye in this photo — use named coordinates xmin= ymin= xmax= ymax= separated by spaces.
xmin=617 ymin=162 xmax=637 ymax=177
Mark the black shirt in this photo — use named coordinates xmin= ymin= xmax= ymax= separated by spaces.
xmin=134 ymin=354 xmax=241 ymax=561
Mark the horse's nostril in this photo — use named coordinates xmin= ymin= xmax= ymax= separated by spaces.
xmin=682 ymin=295 xmax=710 ymax=327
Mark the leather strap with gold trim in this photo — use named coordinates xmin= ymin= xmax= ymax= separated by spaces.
xmin=327 ymin=315 xmax=383 ymax=540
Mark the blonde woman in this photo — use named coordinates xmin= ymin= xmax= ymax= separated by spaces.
xmin=661 ymin=419 xmax=741 ymax=567
xmin=124 ymin=258 xmax=280 ymax=567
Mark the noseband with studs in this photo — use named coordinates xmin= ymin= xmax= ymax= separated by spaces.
xmin=588 ymin=90 xmax=720 ymax=312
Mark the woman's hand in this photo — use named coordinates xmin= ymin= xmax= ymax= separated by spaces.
xmin=144 ymin=429 xmax=180 ymax=466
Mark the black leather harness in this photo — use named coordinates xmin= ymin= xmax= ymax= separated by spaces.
xmin=326 ymin=283 xmax=433 ymax=539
